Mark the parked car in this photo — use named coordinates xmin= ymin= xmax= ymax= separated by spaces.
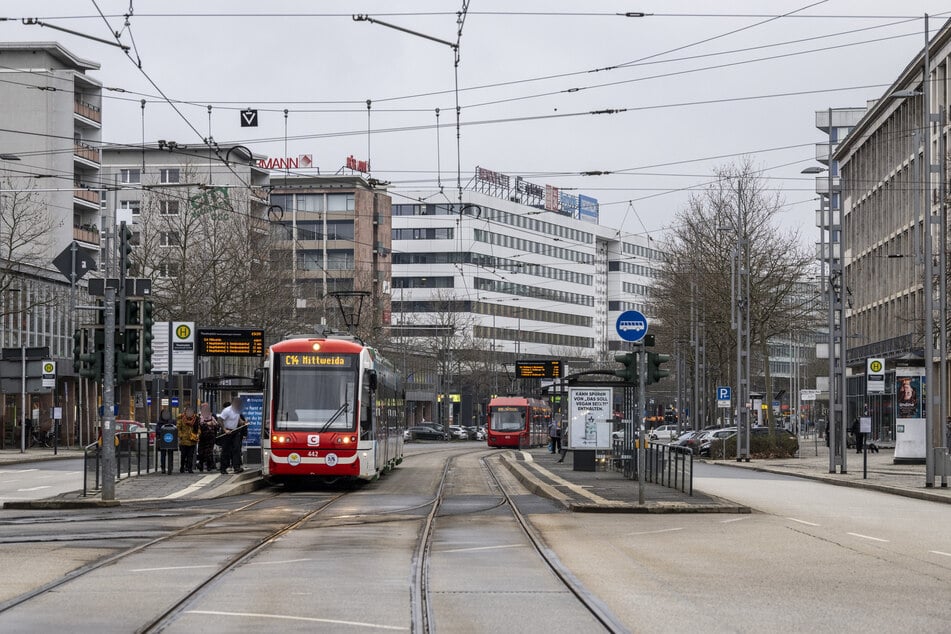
xmin=114 ymin=419 xmax=154 ymax=454
xmin=464 ymin=426 xmax=479 ymax=440
xmin=404 ymin=426 xmax=449 ymax=441
xmin=448 ymin=425 xmax=469 ymax=440
xmin=649 ymin=424 xmax=679 ymax=443
xmin=476 ymin=427 xmax=486 ymax=441
xmin=671 ymin=430 xmax=704 ymax=453
xmin=698 ymin=428 xmax=736 ymax=456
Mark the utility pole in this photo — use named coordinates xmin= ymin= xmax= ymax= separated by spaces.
xmin=637 ymin=341 xmax=647 ymax=505
xmin=100 ymin=224 xmax=117 ymax=501
xmin=735 ymin=180 xmax=751 ymax=461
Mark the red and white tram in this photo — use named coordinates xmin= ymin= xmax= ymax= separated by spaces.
xmin=262 ymin=335 xmax=404 ymax=484
xmin=486 ymin=397 xmax=551 ymax=448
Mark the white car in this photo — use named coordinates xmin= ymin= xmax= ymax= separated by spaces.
xmin=448 ymin=426 xmax=469 ymax=440
xmin=649 ymin=424 xmax=679 ymax=443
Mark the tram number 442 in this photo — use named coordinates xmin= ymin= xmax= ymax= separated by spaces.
xmin=307 ymin=451 xmax=320 ymax=457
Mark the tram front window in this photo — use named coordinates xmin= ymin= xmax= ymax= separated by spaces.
xmin=491 ymin=408 xmax=526 ymax=432
xmin=274 ymin=357 xmax=357 ymax=431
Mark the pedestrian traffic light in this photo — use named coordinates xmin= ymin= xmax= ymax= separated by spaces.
xmin=72 ymin=329 xmax=85 ymax=373
xmin=614 ymin=352 xmax=639 ymax=383
xmin=647 ymin=352 xmax=671 ymax=385
xmin=140 ymin=299 xmax=154 ymax=374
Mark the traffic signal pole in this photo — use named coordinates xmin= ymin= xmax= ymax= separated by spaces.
xmin=101 ymin=285 xmax=117 ymax=501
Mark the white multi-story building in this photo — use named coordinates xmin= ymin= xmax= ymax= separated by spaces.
xmin=391 ymin=170 xmax=662 ymax=423
xmin=0 ymin=42 xmax=103 ymax=444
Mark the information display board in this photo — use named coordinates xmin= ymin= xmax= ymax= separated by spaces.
xmin=515 ymin=359 xmax=562 ymax=379
xmin=198 ymin=328 xmax=265 ymax=357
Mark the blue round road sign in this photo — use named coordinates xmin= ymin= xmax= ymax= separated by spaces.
xmin=616 ymin=310 xmax=648 ymax=342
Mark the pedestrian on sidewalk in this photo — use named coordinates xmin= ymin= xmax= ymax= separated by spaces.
xmin=196 ymin=403 xmax=220 ymax=472
xmin=851 ymin=418 xmax=864 ymax=454
xmin=177 ymin=406 xmax=199 ymax=473
xmin=218 ymin=397 xmax=247 ymax=474
xmin=548 ymin=420 xmax=562 ymax=454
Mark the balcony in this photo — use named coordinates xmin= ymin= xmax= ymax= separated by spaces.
xmin=74 ymin=99 xmax=101 ymax=124
xmin=73 ymin=142 xmax=100 ymax=165
xmin=814 ymin=175 xmax=841 ymax=195
xmin=815 ymin=240 xmax=841 ymax=261
xmin=73 ymin=187 xmax=100 ymax=207
xmin=73 ymin=225 xmax=101 ymax=245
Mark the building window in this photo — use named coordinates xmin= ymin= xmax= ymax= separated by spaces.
xmin=159 ymin=200 xmax=180 ymax=215
xmin=327 ymin=193 xmax=355 ymax=212
xmin=160 ymin=168 xmax=180 ymax=184
xmin=326 ymin=250 xmax=355 ymax=270
xmin=160 ymin=231 xmax=180 ymax=247
xmin=158 ymin=261 xmax=179 ymax=278
xmin=120 ymin=199 xmax=141 ymax=215
xmin=296 ymin=194 xmax=324 ymax=212
xmin=120 ymin=169 xmax=140 ymax=184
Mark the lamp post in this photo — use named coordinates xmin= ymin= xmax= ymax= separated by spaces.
xmin=803 ymin=138 xmax=847 ymax=474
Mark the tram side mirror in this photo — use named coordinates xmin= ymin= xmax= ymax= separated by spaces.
xmin=367 ymin=370 xmax=378 ymax=391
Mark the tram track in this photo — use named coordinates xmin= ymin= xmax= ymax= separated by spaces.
xmin=408 ymin=448 xmax=628 ymax=633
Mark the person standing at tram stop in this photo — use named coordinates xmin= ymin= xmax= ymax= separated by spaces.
xmin=548 ymin=419 xmax=562 ymax=454
xmin=177 ymin=405 xmax=200 ymax=473
xmin=196 ymin=403 xmax=220 ymax=472
xmin=851 ymin=418 xmax=864 ymax=454
xmin=157 ymin=407 xmax=176 ymax=474
xmin=218 ymin=397 xmax=247 ymax=475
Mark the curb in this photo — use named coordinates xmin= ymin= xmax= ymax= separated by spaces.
xmin=498 ymin=452 xmax=750 ymax=514
xmin=705 ymin=460 xmax=951 ymax=504
xmin=3 ymin=498 xmax=120 ymax=509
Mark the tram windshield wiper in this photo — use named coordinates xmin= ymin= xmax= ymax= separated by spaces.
xmin=319 ymin=402 xmax=350 ymax=432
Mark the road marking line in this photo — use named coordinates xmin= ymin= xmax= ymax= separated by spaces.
xmin=249 ymin=558 xmax=313 ymax=566
xmin=441 ymin=544 xmax=524 ymax=554
xmin=929 ymin=550 xmax=951 ymax=558
xmin=629 ymin=527 xmax=684 ymax=536
xmin=847 ymin=532 xmax=889 ymax=543
xmin=16 ymin=486 xmax=51 ymax=492
xmin=788 ymin=518 xmax=820 ymax=527
xmin=0 ymin=469 xmax=38 ymax=474
xmin=131 ymin=564 xmax=217 ymax=572
xmin=164 ymin=473 xmax=220 ymax=499
xmin=186 ymin=610 xmax=408 ymax=630
xmin=721 ymin=516 xmax=749 ymax=523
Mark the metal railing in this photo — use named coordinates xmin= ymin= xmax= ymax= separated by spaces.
xmin=612 ymin=439 xmax=693 ymax=495
xmin=82 ymin=431 xmax=156 ymax=496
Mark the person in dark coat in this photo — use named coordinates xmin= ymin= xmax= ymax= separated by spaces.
xmin=850 ymin=418 xmax=864 ymax=453
xmin=196 ymin=402 xmax=220 ymax=472
xmin=548 ymin=420 xmax=562 ymax=454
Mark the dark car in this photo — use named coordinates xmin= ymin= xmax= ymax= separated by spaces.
xmin=404 ymin=426 xmax=449 ymax=441
xmin=670 ymin=431 xmax=704 ymax=453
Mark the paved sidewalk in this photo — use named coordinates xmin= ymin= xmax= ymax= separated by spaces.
xmin=500 ymin=447 xmax=750 ymax=513
xmin=0 ymin=447 xmax=267 ymax=508
xmin=705 ymin=435 xmax=951 ymax=503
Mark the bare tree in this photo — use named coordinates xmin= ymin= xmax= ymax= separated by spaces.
xmin=131 ymin=168 xmax=296 ymax=338
xmin=651 ymin=159 xmax=819 ymax=430
xmin=0 ymin=175 xmax=60 ymax=309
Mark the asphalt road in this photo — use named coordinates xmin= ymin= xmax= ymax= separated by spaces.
xmin=531 ymin=461 xmax=951 ymax=633
xmin=0 ymin=458 xmax=84 ymax=501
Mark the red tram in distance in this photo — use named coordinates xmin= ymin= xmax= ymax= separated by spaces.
xmin=261 ymin=335 xmax=404 ymax=484
xmin=486 ymin=397 xmax=551 ymax=448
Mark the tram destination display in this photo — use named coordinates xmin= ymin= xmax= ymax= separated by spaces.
xmin=515 ymin=359 xmax=562 ymax=379
xmin=197 ymin=328 xmax=265 ymax=357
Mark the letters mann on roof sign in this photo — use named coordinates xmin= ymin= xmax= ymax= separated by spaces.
xmin=515 ymin=360 xmax=562 ymax=379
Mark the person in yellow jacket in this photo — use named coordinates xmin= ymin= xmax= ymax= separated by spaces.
xmin=177 ymin=406 xmax=200 ymax=473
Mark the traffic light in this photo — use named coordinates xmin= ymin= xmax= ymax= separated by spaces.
xmin=72 ymin=329 xmax=85 ymax=373
xmin=125 ymin=296 xmax=141 ymax=328
xmin=614 ymin=352 xmax=639 ymax=383
xmin=119 ymin=221 xmax=134 ymax=279
xmin=79 ymin=327 xmax=104 ymax=380
xmin=647 ymin=352 xmax=671 ymax=385
xmin=116 ymin=329 xmax=140 ymax=383
xmin=140 ymin=299 xmax=154 ymax=374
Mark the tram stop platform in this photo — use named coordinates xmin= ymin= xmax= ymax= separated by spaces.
xmin=499 ymin=447 xmax=749 ymax=514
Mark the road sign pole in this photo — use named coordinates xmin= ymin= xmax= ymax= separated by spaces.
xmin=101 ymin=285 xmax=117 ymax=501
xmin=637 ymin=342 xmax=647 ymax=505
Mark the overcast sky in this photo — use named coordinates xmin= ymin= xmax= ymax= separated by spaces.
xmin=2 ymin=1 xmax=949 ymax=243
